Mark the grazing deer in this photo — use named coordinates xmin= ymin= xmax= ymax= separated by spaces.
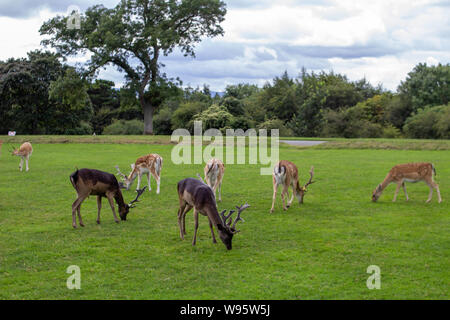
xmin=270 ymin=161 xmax=315 ymax=213
xmin=202 ymin=158 xmax=225 ymax=202
xmin=372 ymin=163 xmax=442 ymax=203
xmin=70 ymin=168 xmax=146 ymax=228
xmin=115 ymin=154 xmax=163 ymax=194
xmin=177 ymin=178 xmax=249 ymax=250
xmin=11 ymin=142 xmax=33 ymax=172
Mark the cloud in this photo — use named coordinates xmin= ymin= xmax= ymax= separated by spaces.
xmin=0 ymin=0 xmax=448 ymax=92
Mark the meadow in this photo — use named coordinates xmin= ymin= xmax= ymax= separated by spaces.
xmin=0 ymin=138 xmax=449 ymax=299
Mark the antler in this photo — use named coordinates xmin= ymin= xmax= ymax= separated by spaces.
xmin=196 ymin=173 xmax=206 ymax=184
xmin=128 ymin=186 xmax=147 ymax=208
xmin=115 ymin=165 xmax=128 ymax=181
xmin=231 ymin=203 xmax=250 ymax=233
xmin=303 ymin=166 xmax=315 ymax=189
xmin=220 ymin=209 xmax=235 ymax=227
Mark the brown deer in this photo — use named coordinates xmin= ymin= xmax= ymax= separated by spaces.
xmin=70 ymin=168 xmax=145 ymax=229
xmin=177 ymin=178 xmax=249 ymax=250
xmin=202 ymin=158 xmax=225 ymax=202
xmin=270 ymin=161 xmax=315 ymax=213
xmin=11 ymin=142 xmax=33 ymax=172
xmin=372 ymin=163 xmax=442 ymax=203
xmin=115 ymin=154 xmax=163 ymax=194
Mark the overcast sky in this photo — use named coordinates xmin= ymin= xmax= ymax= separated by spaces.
xmin=0 ymin=0 xmax=449 ymax=91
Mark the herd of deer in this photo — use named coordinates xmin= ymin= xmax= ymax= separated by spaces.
xmin=8 ymin=141 xmax=443 ymax=251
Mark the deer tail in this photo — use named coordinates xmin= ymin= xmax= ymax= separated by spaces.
xmin=70 ymin=169 xmax=79 ymax=188
xmin=432 ymin=164 xmax=437 ymax=177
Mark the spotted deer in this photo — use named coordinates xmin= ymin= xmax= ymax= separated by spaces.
xmin=69 ymin=168 xmax=145 ymax=228
xmin=202 ymin=158 xmax=225 ymax=202
xmin=372 ymin=163 xmax=442 ymax=203
xmin=115 ymin=154 xmax=163 ymax=194
xmin=271 ymin=161 xmax=315 ymax=213
xmin=11 ymin=142 xmax=33 ymax=172
xmin=177 ymin=178 xmax=249 ymax=250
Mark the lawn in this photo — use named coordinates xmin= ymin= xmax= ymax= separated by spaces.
xmin=0 ymin=140 xmax=448 ymax=299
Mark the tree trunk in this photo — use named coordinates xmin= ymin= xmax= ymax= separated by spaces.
xmin=143 ymin=102 xmax=154 ymax=135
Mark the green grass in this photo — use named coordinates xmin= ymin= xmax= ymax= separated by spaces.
xmin=0 ymin=142 xmax=448 ymax=299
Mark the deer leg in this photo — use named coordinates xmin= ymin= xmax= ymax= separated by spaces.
xmin=178 ymin=203 xmax=187 ymax=240
xmin=146 ymin=172 xmax=152 ymax=192
xmin=270 ymin=183 xmax=279 ymax=213
xmin=192 ymin=209 xmax=199 ymax=246
xmin=71 ymin=196 xmax=86 ymax=229
xmin=218 ymin=182 xmax=222 ymax=202
xmin=393 ymin=183 xmax=402 ymax=202
xmin=182 ymin=205 xmax=192 ymax=236
xmin=96 ymin=196 xmax=102 ymax=224
xmin=77 ymin=204 xmax=85 ymax=227
xmin=402 ymin=182 xmax=409 ymax=201
xmin=209 ymin=218 xmax=217 ymax=244
xmin=25 ymin=155 xmax=29 ymax=172
xmin=19 ymin=157 xmax=24 ymax=171
xmin=152 ymin=172 xmax=161 ymax=195
xmin=281 ymin=185 xmax=289 ymax=210
xmin=136 ymin=173 xmax=142 ymax=190
xmin=287 ymin=184 xmax=295 ymax=208
xmin=107 ymin=196 xmax=120 ymax=223
xmin=434 ymin=183 xmax=442 ymax=203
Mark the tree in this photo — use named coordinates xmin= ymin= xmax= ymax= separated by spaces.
xmin=40 ymin=0 xmax=227 ymax=135
xmin=0 ymin=51 xmax=66 ymax=134
xmin=398 ymin=63 xmax=450 ymax=112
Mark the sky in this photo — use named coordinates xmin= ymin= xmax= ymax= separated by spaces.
xmin=0 ymin=0 xmax=449 ymax=92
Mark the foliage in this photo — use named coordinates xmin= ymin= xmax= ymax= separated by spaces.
xmin=257 ymin=118 xmax=294 ymax=137
xmin=103 ymin=119 xmax=144 ymax=135
xmin=40 ymin=0 xmax=227 ymax=134
xmin=398 ymin=63 xmax=450 ymax=112
xmin=403 ymin=104 xmax=450 ymax=139
xmin=193 ymin=104 xmax=235 ymax=132
xmin=153 ymin=106 xmax=173 ymax=135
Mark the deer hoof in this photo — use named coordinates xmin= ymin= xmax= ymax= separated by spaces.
xmin=80 ymin=223 xmax=85 ymax=227
xmin=72 ymin=225 xmax=77 ymax=229
xmin=115 ymin=220 xmax=120 ymax=224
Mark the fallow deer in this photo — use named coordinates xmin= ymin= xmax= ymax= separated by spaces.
xmin=115 ymin=154 xmax=163 ymax=194
xmin=177 ymin=178 xmax=249 ymax=250
xmin=70 ymin=168 xmax=145 ymax=228
xmin=203 ymin=158 xmax=225 ymax=202
xmin=11 ymin=142 xmax=33 ymax=172
xmin=270 ymin=161 xmax=315 ymax=213
xmin=372 ymin=163 xmax=442 ymax=203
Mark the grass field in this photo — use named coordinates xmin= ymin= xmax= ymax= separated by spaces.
xmin=0 ymin=139 xmax=449 ymax=299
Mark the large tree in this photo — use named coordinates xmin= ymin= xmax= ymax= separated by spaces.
xmin=40 ymin=0 xmax=227 ymax=134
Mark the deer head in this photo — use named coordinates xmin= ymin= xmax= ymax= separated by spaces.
xmin=217 ymin=203 xmax=249 ymax=250
xmin=372 ymin=184 xmax=383 ymax=202
xmin=120 ymin=187 xmax=146 ymax=220
xmin=298 ymin=166 xmax=315 ymax=204
xmin=115 ymin=165 xmax=134 ymax=190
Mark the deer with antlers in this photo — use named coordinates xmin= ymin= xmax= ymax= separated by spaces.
xmin=115 ymin=154 xmax=163 ymax=194
xmin=372 ymin=163 xmax=442 ymax=203
xmin=10 ymin=142 xmax=33 ymax=172
xmin=70 ymin=168 xmax=146 ymax=228
xmin=177 ymin=177 xmax=249 ymax=250
xmin=270 ymin=161 xmax=315 ymax=213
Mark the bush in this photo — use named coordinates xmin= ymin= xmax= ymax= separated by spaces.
xmin=102 ymin=119 xmax=143 ymax=135
xmin=153 ymin=107 xmax=173 ymax=135
xmin=382 ymin=125 xmax=402 ymax=138
xmin=193 ymin=104 xmax=235 ymax=132
xmin=403 ymin=104 xmax=450 ymax=139
xmin=257 ymin=118 xmax=294 ymax=137
xmin=171 ymin=101 xmax=208 ymax=132
xmin=64 ymin=121 xmax=93 ymax=135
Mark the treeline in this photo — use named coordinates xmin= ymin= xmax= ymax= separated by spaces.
xmin=1 ymin=51 xmax=449 ymax=139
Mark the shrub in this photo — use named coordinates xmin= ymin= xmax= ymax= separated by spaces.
xmin=193 ymin=104 xmax=235 ymax=132
xmin=257 ymin=118 xmax=294 ymax=137
xmin=153 ymin=107 xmax=173 ymax=135
xmin=403 ymin=104 xmax=449 ymax=139
xmin=102 ymin=119 xmax=143 ymax=135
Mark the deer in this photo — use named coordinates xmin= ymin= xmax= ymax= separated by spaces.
xmin=372 ymin=163 xmax=442 ymax=203
xmin=201 ymin=158 xmax=225 ymax=203
xmin=10 ymin=142 xmax=33 ymax=172
xmin=177 ymin=177 xmax=249 ymax=250
xmin=115 ymin=154 xmax=163 ymax=194
xmin=270 ymin=161 xmax=315 ymax=213
xmin=70 ymin=168 xmax=146 ymax=229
